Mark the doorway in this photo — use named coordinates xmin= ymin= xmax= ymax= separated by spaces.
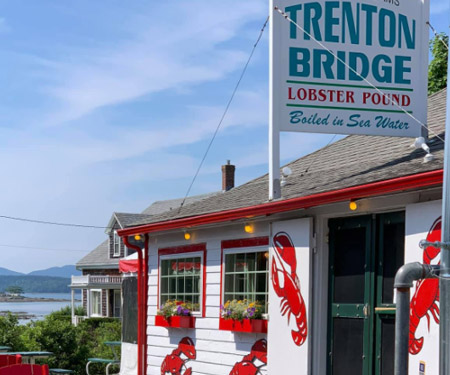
xmin=327 ymin=212 xmax=405 ymax=375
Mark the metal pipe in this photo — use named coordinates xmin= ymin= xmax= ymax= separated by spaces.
xmin=143 ymin=235 xmax=149 ymax=375
xmin=440 ymin=20 xmax=450 ymax=372
xmin=124 ymin=236 xmax=143 ymax=375
xmin=394 ymin=263 xmax=438 ymax=375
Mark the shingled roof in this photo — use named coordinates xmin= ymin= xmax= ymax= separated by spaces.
xmin=126 ymin=89 xmax=446 ymax=228
xmin=77 ymin=192 xmax=219 ymax=268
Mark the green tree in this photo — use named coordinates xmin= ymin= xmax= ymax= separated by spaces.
xmin=5 ymin=286 xmax=23 ymax=295
xmin=0 ymin=313 xmax=27 ymax=350
xmin=428 ymin=32 xmax=449 ymax=95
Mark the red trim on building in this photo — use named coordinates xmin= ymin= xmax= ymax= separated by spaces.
xmin=220 ymin=237 xmax=270 ymax=315
xmin=118 ymin=170 xmax=443 ymax=238
xmin=157 ymin=243 xmax=207 ymax=318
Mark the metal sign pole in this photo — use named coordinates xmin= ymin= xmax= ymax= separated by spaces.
xmin=439 ymin=4 xmax=450 ymax=370
xmin=269 ymin=1 xmax=281 ymax=201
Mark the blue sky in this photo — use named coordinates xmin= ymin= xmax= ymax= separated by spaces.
xmin=0 ymin=0 xmax=448 ymax=273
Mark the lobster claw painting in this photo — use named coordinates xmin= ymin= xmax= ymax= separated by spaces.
xmin=409 ymin=217 xmax=441 ymax=355
xmin=161 ymin=337 xmax=196 ymax=375
xmin=229 ymin=339 xmax=267 ymax=375
xmin=269 ymin=218 xmax=311 ymax=375
xmin=272 ymin=232 xmax=308 ymax=346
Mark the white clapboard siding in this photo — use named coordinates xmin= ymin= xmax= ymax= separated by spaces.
xmin=146 ymin=226 xmax=269 ymax=375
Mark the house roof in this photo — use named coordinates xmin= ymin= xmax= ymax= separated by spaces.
xmin=77 ymin=192 xmax=219 ymax=269
xmin=125 ymin=89 xmax=446 ymax=229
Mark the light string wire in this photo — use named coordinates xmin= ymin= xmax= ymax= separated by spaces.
xmin=427 ymin=21 xmax=449 ymax=50
xmin=0 ymin=214 xmax=110 ymax=229
xmin=178 ymin=16 xmax=270 ymax=212
xmin=274 ymin=6 xmax=446 ymax=144
xmin=0 ymin=243 xmax=88 ymax=253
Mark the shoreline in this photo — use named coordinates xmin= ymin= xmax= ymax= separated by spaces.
xmin=0 ymin=296 xmax=80 ymax=303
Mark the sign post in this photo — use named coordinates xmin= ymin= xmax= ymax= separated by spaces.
xmin=269 ymin=0 xmax=429 ymax=200
xmin=439 ymin=3 xmax=450 ymax=371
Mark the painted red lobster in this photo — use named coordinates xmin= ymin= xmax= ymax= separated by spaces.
xmin=409 ymin=217 xmax=441 ymax=355
xmin=161 ymin=337 xmax=196 ymax=375
xmin=229 ymin=339 xmax=267 ymax=375
xmin=271 ymin=231 xmax=307 ymax=346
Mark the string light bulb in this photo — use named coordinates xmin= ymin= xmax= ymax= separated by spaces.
xmin=244 ymin=223 xmax=254 ymax=234
xmin=184 ymin=232 xmax=191 ymax=240
xmin=134 ymin=234 xmax=142 ymax=241
xmin=349 ymin=200 xmax=358 ymax=211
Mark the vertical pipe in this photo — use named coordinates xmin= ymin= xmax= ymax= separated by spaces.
xmin=439 ymin=18 xmax=450 ymax=371
xmin=144 ymin=235 xmax=149 ymax=375
xmin=395 ymin=288 xmax=411 ymax=375
xmin=124 ymin=237 xmax=143 ymax=375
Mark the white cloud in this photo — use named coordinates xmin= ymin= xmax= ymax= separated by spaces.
xmin=35 ymin=0 xmax=267 ymax=126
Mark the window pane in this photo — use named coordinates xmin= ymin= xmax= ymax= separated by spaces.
xmin=225 ymin=275 xmax=234 ymax=293
xmin=247 ymin=253 xmax=256 ymax=272
xmin=161 ymin=260 xmax=170 ymax=276
xmin=256 ymin=273 xmax=267 ymax=293
xmin=161 ymin=278 xmax=168 ymax=294
xmin=193 ymin=276 xmax=200 ymax=293
xmin=236 ymin=253 xmax=246 ymax=272
xmin=169 ymin=278 xmax=176 ymax=294
xmin=257 ymin=251 xmax=268 ymax=270
xmin=169 ymin=260 xmax=177 ymax=276
xmin=177 ymin=278 xmax=185 ymax=294
xmin=225 ymin=254 xmax=235 ymax=272
xmin=184 ymin=258 xmax=193 ymax=275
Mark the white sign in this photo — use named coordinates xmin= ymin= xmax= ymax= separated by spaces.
xmin=405 ymin=201 xmax=441 ymax=375
xmin=268 ymin=218 xmax=311 ymax=375
xmin=270 ymin=0 xmax=429 ymax=138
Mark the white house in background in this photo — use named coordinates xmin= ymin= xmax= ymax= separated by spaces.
xmin=69 ymin=165 xmax=234 ymax=324
xmin=118 ymin=90 xmax=446 ymax=375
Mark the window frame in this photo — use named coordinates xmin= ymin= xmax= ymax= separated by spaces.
xmin=113 ymin=289 xmax=121 ymax=318
xmin=220 ymin=237 xmax=270 ymax=317
xmin=158 ymin=243 xmax=207 ymax=318
xmin=113 ymin=231 xmax=121 ymax=257
xmin=90 ymin=289 xmax=102 ymax=317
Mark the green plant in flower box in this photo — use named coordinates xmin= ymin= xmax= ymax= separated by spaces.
xmin=220 ymin=299 xmax=263 ymax=320
xmin=157 ymin=300 xmax=198 ymax=318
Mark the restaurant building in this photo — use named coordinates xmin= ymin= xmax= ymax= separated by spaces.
xmin=118 ymin=89 xmax=445 ymax=375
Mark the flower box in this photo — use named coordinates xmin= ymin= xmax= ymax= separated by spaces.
xmin=155 ymin=315 xmax=196 ymax=329
xmin=219 ymin=318 xmax=268 ymax=333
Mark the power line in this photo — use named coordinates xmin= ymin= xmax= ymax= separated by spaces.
xmin=0 ymin=243 xmax=88 ymax=253
xmin=274 ymin=6 xmax=446 ymax=145
xmin=0 ymin=215 xmax=109 ymax=229
xmin=427 ymin=21 xmax=449 ymax=50
xmin=179 ymin=16 xmax=270 ymax=211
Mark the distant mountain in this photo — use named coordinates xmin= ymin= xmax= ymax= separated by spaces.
xmin=28 ymin=265 xmax=81 ymax=278
xmin=0 ymin=275 xmax=71 ymax=293
xmin=0 ymin=267 xmax=24 ymax=276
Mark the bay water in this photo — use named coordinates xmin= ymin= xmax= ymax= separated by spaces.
xmin=0 ymin=292 xmax=81 ymax=324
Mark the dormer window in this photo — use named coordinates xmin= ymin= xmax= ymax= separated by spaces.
xmin=113 ymin=231 xmax=121 ymax=257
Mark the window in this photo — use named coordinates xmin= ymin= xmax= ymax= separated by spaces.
xmin=91 ymin=290 xmax=102 ymax=317
xmin=222 ymin=238 xmax=269 ymax=313
xmin=113 ymin=231 xmax=121 ymax=257
xmin=158 ymin=244 xmax=206 ymax=316
xmin=113 ymin=290 xmax=121 ymax=318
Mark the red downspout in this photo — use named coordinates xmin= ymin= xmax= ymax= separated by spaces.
xmin=123 ymin=236 xmax=143 ymax=375
xmin=143 ymin=235 xmax=149 ymax=375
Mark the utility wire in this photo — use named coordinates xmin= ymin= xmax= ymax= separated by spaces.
xmin=178 ymin=16 xmax=270 ymax=211
xmin=0 ymin=215 xmax=109 ymax=229
xmin=427 ymin=21 xmax=449 ymax=50
xmin=0 ymin=243 xmax=88 ymax=253
xmin=274 ymin=7 xmax=446 ymax=145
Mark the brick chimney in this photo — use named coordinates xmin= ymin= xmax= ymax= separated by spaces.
xmin=222 ymin=160 xmax=235 ymax=191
